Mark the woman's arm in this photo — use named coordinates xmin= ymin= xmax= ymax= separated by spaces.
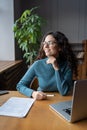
xmin=55 ymin=67 xmax=73 ymax=96
xmin=16 ymin=63 xmax=36 ymax=97
xmin=16 ymin=62 xmax=47 ymax=100
xmin=46 ymin=56 xmax=73 ymax=95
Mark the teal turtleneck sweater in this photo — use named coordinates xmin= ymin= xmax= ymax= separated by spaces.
xmin=16 ymin=58 xmax=73 ymax=97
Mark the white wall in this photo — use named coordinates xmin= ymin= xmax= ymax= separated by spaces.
xmin=0 ymin=0 xmax=15 ymax=60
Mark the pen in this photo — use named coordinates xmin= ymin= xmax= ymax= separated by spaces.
xmin=46 ymin=94 xmax=55 ymax=97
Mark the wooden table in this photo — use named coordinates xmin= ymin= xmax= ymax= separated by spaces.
xmin=0 ymin=91 xmax=87 ymax=130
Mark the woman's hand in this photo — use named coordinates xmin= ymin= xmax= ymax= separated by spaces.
xmin=32 ymin=91 xmax=47 ymax=100
xmin=46 ymin=56 xmax=59 ymax=70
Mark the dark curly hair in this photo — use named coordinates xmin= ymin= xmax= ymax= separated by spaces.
xmin=36 ymin=31 xmax=78 ymax=78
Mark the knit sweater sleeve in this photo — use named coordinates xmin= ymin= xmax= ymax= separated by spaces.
xmin=16 ymin=63 xmax=36 ymax=97
xmin=55 ymin=66 xmax=73 ymax=96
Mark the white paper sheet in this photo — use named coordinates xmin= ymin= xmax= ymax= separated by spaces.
xmin=0 ymin=97 xmax=35 ymax=118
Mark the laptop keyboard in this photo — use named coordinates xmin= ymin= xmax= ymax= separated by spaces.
xmin=63 ymin=108 xmax=71 ymax=115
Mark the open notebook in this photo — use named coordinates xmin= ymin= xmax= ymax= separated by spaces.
xmin=0 ymin=97 xmax=35 ymax=118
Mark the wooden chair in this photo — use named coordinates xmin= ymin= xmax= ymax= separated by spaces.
xmin=30 ymin=77 xmax=38 ymax=90
xmin=81 ymin=40 xmax=87 ymax=79
xmin=76 ymin=40 xmax=87 ymax=80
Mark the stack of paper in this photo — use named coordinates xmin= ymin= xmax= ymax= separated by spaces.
xmin=0 ymin=97 xmax=35 ymax=118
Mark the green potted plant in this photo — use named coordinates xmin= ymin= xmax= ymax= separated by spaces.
xmin=13 ymin=7 xmax=46 ymax=65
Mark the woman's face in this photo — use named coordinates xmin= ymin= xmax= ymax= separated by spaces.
xmin=43 ymin=35 xmax=61 ymax=57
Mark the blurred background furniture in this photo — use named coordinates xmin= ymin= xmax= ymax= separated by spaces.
xmin=0 ymin=60 xmax=27 ymax=90
xmin=74 ymin=40 xmax=87 ymax=80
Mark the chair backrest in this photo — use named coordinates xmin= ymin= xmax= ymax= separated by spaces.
xmin=30 ymin=77 xmax=38 ymax=90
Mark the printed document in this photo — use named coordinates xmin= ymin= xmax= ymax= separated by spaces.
xmin=0 ymin=97 xmax=35 ymax=118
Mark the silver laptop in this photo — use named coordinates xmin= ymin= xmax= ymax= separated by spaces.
xmin=49 ymin=79 xmax=87 ymax=123
xmin=0 ymin=90 xmax=9 ymax=95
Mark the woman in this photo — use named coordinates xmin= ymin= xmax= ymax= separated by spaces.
xmin=16 ymin=31 xmax=78 ymax=100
